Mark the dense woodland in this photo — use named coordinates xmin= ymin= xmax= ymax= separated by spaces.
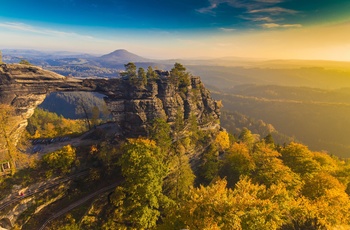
xmin=1 ymin=63 xmax=350 ymax=229
xmin=2 ymin=107 xmax=350 ymax=229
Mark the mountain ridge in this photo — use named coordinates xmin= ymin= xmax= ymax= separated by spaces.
xmin=97 ymin=49 xmax=151 ymax=64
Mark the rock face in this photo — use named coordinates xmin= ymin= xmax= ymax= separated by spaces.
xmin=0 ymin=64 xmax=220 ymax=144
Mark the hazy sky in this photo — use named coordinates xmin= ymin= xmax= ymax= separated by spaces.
xmin=1 ymin=0 xmax=350 ymax=60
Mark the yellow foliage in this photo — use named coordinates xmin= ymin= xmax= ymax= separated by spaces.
xmin=90 ymin=145 xmax=98 ymax=154
xmin=215 ymin=130 xmax=230 ymax=151
xmin=126 ymin=137 xmax=157 ymax=148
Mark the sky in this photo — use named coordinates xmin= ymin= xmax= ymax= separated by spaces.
xmin=0 ymin=0 xmax=350 ymax=60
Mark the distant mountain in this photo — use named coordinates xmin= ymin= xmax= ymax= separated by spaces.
xmin=97 ymin=49 xmax=151 ymax=64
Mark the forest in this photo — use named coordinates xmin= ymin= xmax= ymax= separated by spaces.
xmin=2 ymin=109 xmax=350 ymax=229
xmin=1 ymin=63 xmax=350 ymax=229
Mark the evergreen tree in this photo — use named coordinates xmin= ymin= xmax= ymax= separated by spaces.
xmin=264 ymin=133 xmax=275 ymax=145
xmin=121 ymin=62 xmax=137 ymax=84
xmin=138 ymin=67 xmax=147 ymax=86
xmin=170 ymin=63 xmax=190 ymax=91
xmin=146 ymin=66 xmax=158 ymax=80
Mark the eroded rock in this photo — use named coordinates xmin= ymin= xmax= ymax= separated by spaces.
xmin=0 ymin=64 xmax=220 ymax=143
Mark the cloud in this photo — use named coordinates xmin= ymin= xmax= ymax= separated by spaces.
xmin=196 ymin=0 xmax=256 ymax=15
xmin=255 ymin=0 xmax=283 ymax=3
xmin=261 ymin=23 xmax=302 ymax=28
xmin=242 ymin=16 xmax=275 ymax=22
xmin=249 ymin=7 xmax=298 ymax=14
xmin=196 ymin=0 xmax=288 ymax=15
xmin=219 ymin=27 xmax=236 ymax=32
xmin=0 ymin=22 xmax=94 ymax=40
xmin=196 ymin=2 xmax=218 ymax=14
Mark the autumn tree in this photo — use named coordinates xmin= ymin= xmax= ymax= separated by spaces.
xmin=302 ymin=171 xmax=345 ymax=200
xmin=42 ymin=145 xmax=77 ymax=174
xmin=0 ymin=104 xmax=17 ymax=175
xmin=214 ymin=130 xmax=230 ymax=152
xmin=161 ymin=179 xmax=241 ymax=230
xmin=251 ymin=143 xmax=302 ymax=193
xmin=238 ymin=128 xmax=256 ymax=150
xmin=162 ymin=177 xmax=291 ymax=230
xmin=27 ymin=108 xmax=86 ymax=138
xmin=220 ymin=142 xmax=255 ymax=187
xmin=111 ymin=138 xmax=167 ymax=229
xmin=281 ymin=142 xmax=321 ymax=177
xmin=232 ymin=177 xmax=290 ymax=230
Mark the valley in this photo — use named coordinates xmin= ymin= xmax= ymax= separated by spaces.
xmin=1 ymin=50 xmax=350 ymax=229
xmin=5 ymin=49 xmax=350 ymax=157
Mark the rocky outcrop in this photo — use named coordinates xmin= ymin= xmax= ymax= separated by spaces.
xmin=0 ymin=64 xmax=220 ymax=144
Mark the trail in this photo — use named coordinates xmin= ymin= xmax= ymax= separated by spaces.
xmin=38 ymin=182 xmax=119 ymax=230
xmin=0 ymin=171 xmax=89 ymax=212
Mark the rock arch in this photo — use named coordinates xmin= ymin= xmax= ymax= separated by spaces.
xmin=0 ymin=64 xmax=220 ymax=145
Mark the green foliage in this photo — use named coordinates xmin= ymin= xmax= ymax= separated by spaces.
xmin=19 ymin=59 xmax=31 ymax=65
xmin=281 ymin=142 xmax=321 ymax=177
xmin=302 ymin=172 xmax=345 ymax=200
xmin=138 ymin=67 xmax=147 ymax=86
xmin=163 ymin=150 xmax=195 ymax=201
xmin=161 ymin=179 xmax=242 ymax=230
xmin=111 ymin=138 xmax=167 ymax=229
xmin=121 ymin=62 xmax=137 ymax=84
xmin=215 ymin=83 xmax=350 ymax=157
xmin=40 ymin=92 xmax=110 ymax=120
xmin=122 ymin=62 xmax=155 ymax=86
xmin=220 ymin=110 xmax=293 ymax=146
xmin=198 ymin=144 xmax=220 ymax=185
xmin=90 ymin=142 xmax=118 ymax=172
xmin=170 ymin=62 xmax=191 ymax=93
xmin=0 ymin=104 xmax=17 ymax=175
xmin=251 ymin=143 xmax=302 ymax=192
xmin=146 ymin=66 xmax=158 ymax=80
xmin=26 ymin=108 xmax=86 ymax=138
xmin=220 ymin=142 xmax=256 ymax=187
xmin=264 ymin=133 xmax=275 ymax=145
xmin=148 ymin=118 xmax=171 ymax=150
xmin=238 ymin=127 xmax=256 ymax=150
xmin=42 ymin=145 xmax=77 ymax=174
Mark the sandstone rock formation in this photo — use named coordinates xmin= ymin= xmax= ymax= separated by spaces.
xmin=0 ymin=64 xmax=220 ymax=145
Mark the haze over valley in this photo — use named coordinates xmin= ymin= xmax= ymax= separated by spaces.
xmin=4 ymin=48 xmax=350 ymax=156
xmin=1 ymin=0 xmax=350 ymax=229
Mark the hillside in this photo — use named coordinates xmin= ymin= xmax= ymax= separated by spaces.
xmin=213 ymin=85 xmax=350 ymax=157
xmin=3 ymin=49 xmax=350 ymax=156
xmin=97 ymin=49 xmax=151 ymax=64
xmin=1 ymin=62 xmax=350 ymax=229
